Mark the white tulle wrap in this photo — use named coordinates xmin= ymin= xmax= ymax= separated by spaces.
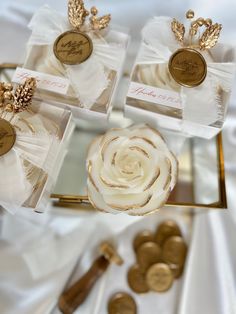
xmin=0 ymin=109 xmax=60 ymax=214
xmin=134 ymin=17 xmax=236 ymax=136
xmin=26 ymin=5 xmax=126 ymax=109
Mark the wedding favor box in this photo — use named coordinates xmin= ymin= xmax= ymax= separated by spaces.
xmin=0 ymin=79 xmax=73 ymax=214
xmin=125 ymin=12 xmax=236 ymax=139
xmin=21 ymin=4 xmax=129 ymax=121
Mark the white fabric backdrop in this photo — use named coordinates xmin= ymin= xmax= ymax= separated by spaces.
xmin=0 ymin=1 xmax=236 ymax=314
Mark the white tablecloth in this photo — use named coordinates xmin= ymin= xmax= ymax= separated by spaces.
xmin=0 ymin=1 xmax=236 ymax=313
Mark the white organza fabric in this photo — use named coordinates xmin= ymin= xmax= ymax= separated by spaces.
xmin=26 ymin=5 xmax=126 ymax=109
xmin=134 ymin=17 xmax=236 ymax=137
xmin=0 ymin=109 xmax=59 ymax=213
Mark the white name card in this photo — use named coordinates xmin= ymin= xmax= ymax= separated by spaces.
xmin=12 ymin=67 xmax=70 ymax=95
xmin=127 ymin=82 xmax=182 ymax=109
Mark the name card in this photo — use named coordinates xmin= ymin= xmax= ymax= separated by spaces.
xmin=127 ymin=82 xmax=182 ymax=109
xmin=12 ymin=67 xmax=70 ymax=95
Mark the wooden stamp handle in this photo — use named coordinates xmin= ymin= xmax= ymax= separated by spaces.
xmin=58 ymin=256 xmax=109 ymax=314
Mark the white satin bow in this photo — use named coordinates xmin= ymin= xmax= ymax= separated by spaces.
xmin=27 ymin=5 xmax=125 ymax=109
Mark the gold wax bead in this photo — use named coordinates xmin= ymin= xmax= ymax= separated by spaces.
xmin=3 ymin=91 xmax=13 ymax=100
xmin=197 ymin=18 xmax=205 ymax=26
xmin=3 ymin=83 xmax=13 ymax=91
xmin=205 ymin=18 xmax=212 ymax=26
xmin=186 ymin=10 xmax=194 ymax=19
xmin=5 ymin=104 xmax=13 ymax=112
xmin=91 ymin=6 xmax=98 ymax=16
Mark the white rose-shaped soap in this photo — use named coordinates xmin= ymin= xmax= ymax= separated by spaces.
xmin=86 ymin=124 xmax=178 ymax=215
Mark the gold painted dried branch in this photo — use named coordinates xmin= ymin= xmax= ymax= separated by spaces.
xmin=68 ymin=0 xmax=89 ymax=30
xmin=199 ymin=23 xmax=222 ymax=50
xmin=0 ymin=78 xmax=36 ymax=113
xmin=67 ymin=0 xmax=111 ymax=31
xmin=171 ymin=19 xmax=185 ymax=44
xmin=90 ymin=6 xmax=111 ymax=31
xmin=13 ymin=78 xmax=36 ymax=112
xmin=171 ymin=10 xmax=222 ymax=50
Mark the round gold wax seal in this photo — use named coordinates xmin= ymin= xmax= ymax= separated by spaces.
xmin=53 ymin=31 xmax=93 ymax=65
xmin=136 ymin=242 xmax=162 ymax=271
xmin=133 ymin=230 xmax=155 ymax=252
xmin=127 ymin=264 xmax=149 ymax=293
xmin=146 ymin=263 xmax=174 ymax=292
xmin=162 ymin=236 xmax=187 ymax=266
xmin=0 ymin=118 xmax=16 ymax=157
xmin=155 ymin=220 xmax=182 ymax=246
xmin=168 ymin=48 xmax=207 ymax=87
xmin=108 ymin=292 xmax=137 ymax=314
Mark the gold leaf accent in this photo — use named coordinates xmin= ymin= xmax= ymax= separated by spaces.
xmin=171 ymin=18 xmax=185 ymax=44
xmin=199 ymin=23 xmax=222 ymax=50
xmin=13 ymin=78 xmax=36 ymax=113
xmin=68 ymin=0 xmax=88 ymax=30
xmin=90 ymin=13 xmax=111 ymax=31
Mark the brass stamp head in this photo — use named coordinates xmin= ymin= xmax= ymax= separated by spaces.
xmin=99 ymin=242 xmax=123 ymax=265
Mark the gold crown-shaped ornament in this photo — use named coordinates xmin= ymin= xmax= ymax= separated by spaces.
xmin=0 ymin=78 xmax=36 ymax=157
xmin=53 ymin=0 xmax=111 ymax=65
xmin=168 ymin=10 xmax=222 ymax=87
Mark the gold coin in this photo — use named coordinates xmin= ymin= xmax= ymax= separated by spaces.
xmin=162 ymin=236 xmax=187 ymax=266
xmin=133 ymin=230 xmax=155 ymax=252
xmin=108 ymin=292 xmax=137 ymax=314
xmin=169 ymin=263 xmax=184 ymax=279
xmin=53 ymin=31 xmax=93 ymax=65
xmin=136 ymin=241 xmax=162 ymax=271
xmin=155 ymin=220 xmax=182 ymax=246
xmin=127 ymin=264 xmax=149 ymax=293
xmin=0 ymin=118 xmax=16 ymax=157
xmin=168 ymin=48 xmax=207 ymax=87
xmin=146 ymin=263 xmax=174 ymax=292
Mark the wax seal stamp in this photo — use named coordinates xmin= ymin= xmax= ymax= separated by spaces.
xmin=108 ymin=292 xmax=137 ymax=314
xmin=168 ymin=48 xmax=207 ymax=87
xmin=169 ymin=10 xmax=222 ymax=87
xmin=0 ymin=118 xmax=16 ymax=156
xmin=54 ymin=31 xmax=93 ymax=65
xmin=53 ymin=0 xmax=111 ymax=65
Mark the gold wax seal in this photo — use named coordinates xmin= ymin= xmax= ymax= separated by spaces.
xmin=133 ymin=230 xmax=155 ymax=252
xmin=136 ymin=242 xmax=162 ymax=271
xmin=146 ymin=263 xmax=174 ymax=292
xmin=108 ymin=292 xmax=137 ymax=314
xmin=127 ymin=264 xmax=149 ymax=293
xmin=53 ymin=31 xmax=93 ymax=65
xmin=0 ymin=118 xmax=16 ymax=157
xmin=155 ymin=220 xmax=182 ymax=246
xmin=168 ymin=48 xmax=207 ymax=87
xmin=162 ymin=236 xmax=187 ymax=266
